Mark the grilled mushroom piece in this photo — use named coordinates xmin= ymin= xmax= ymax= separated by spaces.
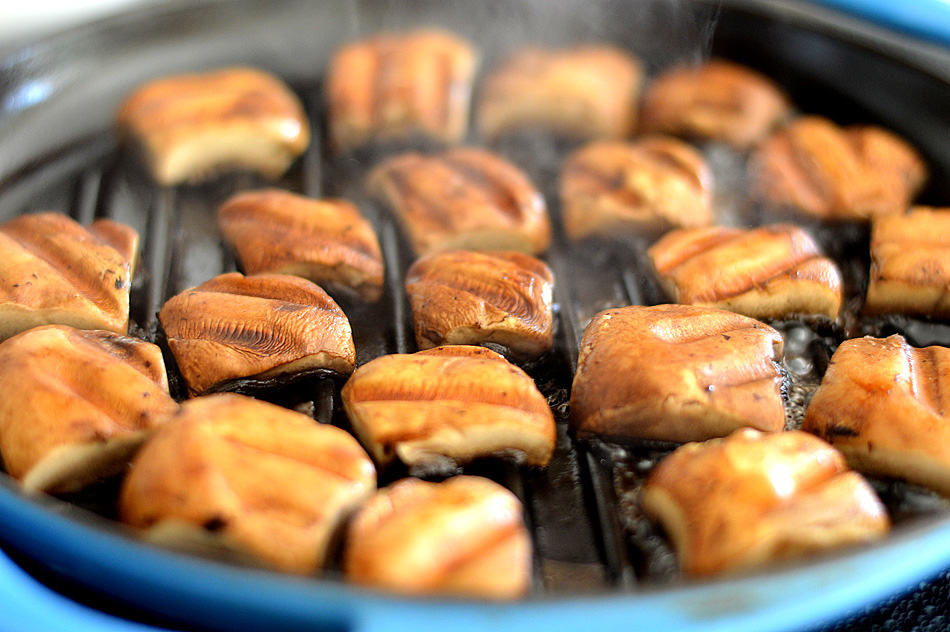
xmin=120 ymin=393 xmax=375 ymax=574
xmin=477 ymin=45 xmax=643 ymax=140
xmin=159 ymin=272 xmax=355 ymax=396
xmin=0 ymin=213 xmax=137 ymax=341
xmin=639 ymin=59 xmax=792 ymax=149
xmin=751 ymin=116 xmax=927 ymax=220
xmin=570 ymin=304 xmax=785 ymax=443
xmin=864 ymin=207 xmax=950 ymax=317
xmin=641 ymin=428 xmax=890 ymax=577
xmin=560 ymin=137 xmax=713 ymax=241
xmin=344 ymin=476 xmax=531 ymax=598
xmin=218 ymin=189 xmax=384 ymax=302
xmin=405 ymin=250 xmax=554 ymax=359
xmin=804 ymin=335 xmax=950 ymax=496
xmin=326 ymin=29 xmax=478 ymax=153
xmin=648 ymin=223 xmax=843 ymax=320
xmin=341 ymin=345 xmax=555 ymax=473
xmin=367 ymin=147 xmax=551 ymax=256
xmin=0 ymin=325 xmax=177 ymax=493
xmin=117 ymin=67 xmax=310 ymax=185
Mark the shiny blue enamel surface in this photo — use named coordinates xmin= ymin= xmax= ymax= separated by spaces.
xmin=0 ymin=1 xmax=948 ymax=631
xmin=812 ymin=0 xmax=950 ymax=44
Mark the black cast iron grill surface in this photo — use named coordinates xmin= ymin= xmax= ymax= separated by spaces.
xmin=1 ymin=0 xmax=950 ymax=629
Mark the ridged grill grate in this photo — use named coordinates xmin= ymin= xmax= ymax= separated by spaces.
xmin=2 ymin=74 xmax=947 ymax=600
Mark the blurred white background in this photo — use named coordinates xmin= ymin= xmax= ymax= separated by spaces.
xmin=0 ymin=1 xmax=147 ymax=49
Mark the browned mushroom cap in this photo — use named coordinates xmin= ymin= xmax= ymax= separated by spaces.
xmin=648 ymin=223 xmax=843 ymax=320
xmin=116 ymin=67 xmax=310 ymax=185
xmin=326 ymin=29 xmax=478 ymax=153
xmin=159 ymin=272 xmax=355 ymax=395
xmin=344 ymin=476 xmax=531 ymax=598
xmin=367 ymin=147 xmax=551 ymax=256
xmin=641 ymin=428 xmax=889 ymax=577
xmin=570 ymin=304 xmax=785 ymax=442
xmin=804 ymin=335 xmax=950 ymax=496
xmin=477 ymin=45 xmax=643 ymax=140
xmin=864 ymin=207 xmax=950 ymax=317
xmin=0 ymin=213 xmax=137 ymax=341
xmin=341 ymin=345 xmax=555 ymax=472
xmin=405 ymin=250 xmax=554 ymax=359
xmin=751 ymin=116 xmax=927 ymax=220
xmin=639 ymin=59 xmax=792 ymax=149
xmin=218 ymin=189 xmax=384 ymax=302
xmin=119 ymin=393 xmax=375 ymax=574
xmin=0 ymin=325 xmax=177 ymax=493
xmin=560 ymin=137 xmax=713 ymax=241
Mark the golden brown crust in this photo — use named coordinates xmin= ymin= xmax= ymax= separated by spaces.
xmin=343 ymin=476 xmax=530 ymax=598
xmin=0 ymin=325 xmax=177 ymax=493
xmin=88 ymin=219 xmax=140 ymax=274
xmin=639 ymin=59 xmax=792 ymax=149
xmin=649 ymin=224 xmax=843 ymax=319
xmin=560 ymin=137 xmax=713 ymax=240
xmin=159 ymin=272 xmax=355 ymax=395
xmin=477 ymin=45 xmax=643 ymax=140
xmin=218 ymin=189 xmax=384 ymax=302
xmin=570 ymin=304 xmax=785 ymax=442
xmin=641 ymin=428 xmax=889 ymax=577
xmin=119 ymin=393 xmax=375 ymax=574
xmin=116 ymin=67 xmax=310 ymax=185
xmin=326 ymin=29 xmax=478 ymax=152
xmin=804 ymin=335 xmax=950 ymax=496
xmin=865 ymin=207 xmax=950 ymax=317
xmin=367 ymin=147 xmax=551 ymax=256
xmin=405 ymin=250 xmax=554 ymax=359
xmin=751 ymin=116 xmax=927 ymax=220
xmin=341 ymin=345 xmax=555 ymax=470
xmin=0 ymin=212 xmax=136 ymax=341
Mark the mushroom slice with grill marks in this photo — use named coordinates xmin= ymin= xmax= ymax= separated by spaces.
xmin=648 ymin=223 xmax=843 ymax=320
xmin=477 ymin=45 xmax=643 ymax=140
xmin=326 ymin=29 xmax=478 ymax=153
xmin=639 ymin=59 xmax=792 ymax=150
xmin=119 ymin=393 xmax=376 ymax=574
xmin=344 ymin=476 xmax=531 ymax=598
xmin=341 ymin=345 xmax=555 ymax=473
xmin=641 ymin=428 xmax=889 ymax=577
xmin=405 ymin=250 xmax=554 ymax=359
xmin=804 ymin=335 xmax=950 ymax=496
xmin=116 ymin=67 xmax=310 ymax=185
xmin=159 ymin=272 xmax=355 ymax=396
xmin=560 ymin=137 xmax=713 ymax=241
xmin=864 ymin=207 xmax=950 ymax=317
xmin=367 ymin=147 xmax=550 ymax=256
xmin=0 ymin=212 xmax=137 ymax=341
xmin=218 ymin=189 xmax=384 ymax=302
xmin=570 ymin=304 xmax=785 ymax=443
xmin=751 ymin=116 xmax=927 ymax=220
xmin=0 ymin=325 xmax=177 ymax=493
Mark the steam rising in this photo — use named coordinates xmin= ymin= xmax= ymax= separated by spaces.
xmin=328 ymin=0 xmax=730 ymax=227
xmin=338 ymin=0 xmax=717 ymax=67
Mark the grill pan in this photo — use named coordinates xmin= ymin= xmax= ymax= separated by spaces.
xmin=1 ymin=1 xmax=950 ymax=630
